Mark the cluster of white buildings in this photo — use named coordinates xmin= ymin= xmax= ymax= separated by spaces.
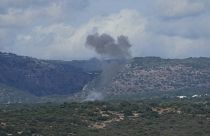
xmin=177 ymin=94 xmax=208 ymax=99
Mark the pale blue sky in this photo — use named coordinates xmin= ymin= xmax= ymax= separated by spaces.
xmin=0 ymin=0 xmax=210 ymax=60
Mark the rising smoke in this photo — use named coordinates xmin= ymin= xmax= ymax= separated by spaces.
xmin=84 ymin=33 xmax=132 ymax=101
xmin=86 ymin=33 xmax=132 ymax=59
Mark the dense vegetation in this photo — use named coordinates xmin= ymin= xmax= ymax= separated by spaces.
xmin=0 ymin=98 xmax=210 ymax=136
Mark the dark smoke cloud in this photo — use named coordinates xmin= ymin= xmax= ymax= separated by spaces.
xmin=86 ymin=33 xmax=132 ymax=59
xmin=83 ymin=33 xmax=132 ymax=101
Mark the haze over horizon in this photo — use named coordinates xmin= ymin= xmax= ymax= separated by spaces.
xmin=0 ymin=0 xmax=210 ymax=60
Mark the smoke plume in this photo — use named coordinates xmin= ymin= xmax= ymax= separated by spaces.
xmin=86 ymin=33 xmax=132 ymax=59
xmin=84 ymin=33 xmax=132 ymax=101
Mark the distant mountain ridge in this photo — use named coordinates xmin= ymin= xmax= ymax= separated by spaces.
xmin=115 ymin=57 xmax=210 ymax=93
xmin=0 ymin=52 xmax=99 ymax=97
xmin=80 ymin=57 xmax=210 ymax=100
xmin=1 ymin=52 xmax=210 ymax=102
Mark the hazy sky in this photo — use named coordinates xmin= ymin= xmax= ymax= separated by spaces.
xmin=0 ymin=0 xmax=210 ymax=60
